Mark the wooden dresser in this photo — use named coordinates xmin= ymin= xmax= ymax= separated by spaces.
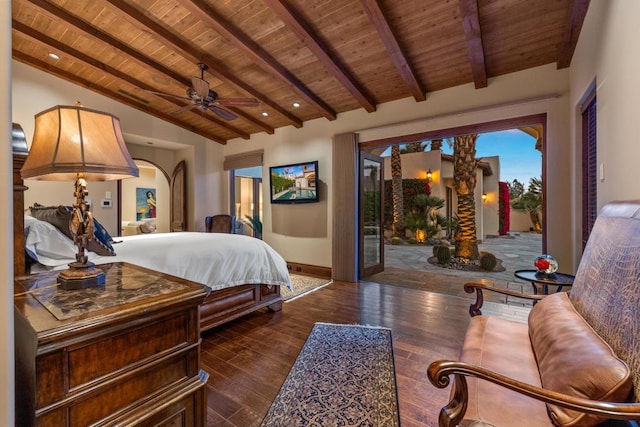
xmin=14 ymin=262 xmax=210 ymax=426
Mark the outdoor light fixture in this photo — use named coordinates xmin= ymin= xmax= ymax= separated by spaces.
xmin=426 ymin=169 xmax=432 ymax=181
xmin=482 ymin=193 xmax=488 ymax=202
xmin=21 ymin=103 xmax=139 ymax=290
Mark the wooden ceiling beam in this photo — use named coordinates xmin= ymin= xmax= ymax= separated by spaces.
xmin=182 ymin=0 xmax=336 ymax=121
xmin=12 ymin=51 xmax=227 ymax=145
xmin=557 ymin=0 xmax=590 ymax=69
xmin=458 ymin=0 xmax=487 ymax=89
xmin=24 ymin=0 xmax=274 ymax=135
xmin=104 ymin=0 xmax=303 ymax=128
xmin=263 ymin=0 xmax=377 ymax=113
xmin=12 ymin=20 xmax=250 ymax=140
xmin=359 ymin=0 xmax=426 ymax=102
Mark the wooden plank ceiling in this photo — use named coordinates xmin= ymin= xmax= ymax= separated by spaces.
xmin=11 ymin=0 xmax=590 ymax=145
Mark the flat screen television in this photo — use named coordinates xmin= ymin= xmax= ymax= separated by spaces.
xmin=269 ymin=161 xmax=319 ymax=204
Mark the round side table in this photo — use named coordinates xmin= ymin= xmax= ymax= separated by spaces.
xmin=514 ymin=269 xmax=575 ymax=295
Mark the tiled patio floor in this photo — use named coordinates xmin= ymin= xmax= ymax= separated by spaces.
xmin=366 ymin=233 xmax=546 ymax=309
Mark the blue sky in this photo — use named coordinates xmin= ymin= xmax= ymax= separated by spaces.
xmin=381 ymin=129 xmax=541 ymax=186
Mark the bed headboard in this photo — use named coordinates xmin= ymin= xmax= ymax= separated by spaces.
xmin=13 ymin=123 xmax=29 ymax=276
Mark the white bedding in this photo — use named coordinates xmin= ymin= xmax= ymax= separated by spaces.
xmin=26 ymin=216 xmax=292 ymax=291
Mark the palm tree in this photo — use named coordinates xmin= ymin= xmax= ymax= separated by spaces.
xmin=453 ymin=134 xmax=480 ymax=260
xmin=400 ymin=141 xmax=428 ymax=153
xmin=390 ymin=144 xmax=405 ymax=237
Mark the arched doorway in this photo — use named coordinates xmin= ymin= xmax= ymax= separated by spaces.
xmin=119 ymin=159 xmax=171 ymax=234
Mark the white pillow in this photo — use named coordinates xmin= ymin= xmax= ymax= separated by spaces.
xmin=24 ymin=215 xmax=78 ymax=265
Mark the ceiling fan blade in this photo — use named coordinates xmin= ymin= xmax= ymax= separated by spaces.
xmin=172 ymin=104 xmax=198 ymax=114
xmin=191 ymin=76 xmax=210 ymax=99
xmin=144 ymin=89 xmax=191 ymax=101
xmin=208 ymin=105 xmax=237 ymax=121
xmin=215 ymin=98 xmax=259 ymax=107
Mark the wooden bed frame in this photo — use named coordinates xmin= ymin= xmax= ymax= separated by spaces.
xmin=12 ymin=127 xmax=282 ymax=333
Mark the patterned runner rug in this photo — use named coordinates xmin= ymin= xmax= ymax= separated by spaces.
xmin=282 ymin=274 xmax=332 ymax=301
xmin=261 ymin=322 xmax=400 ymax=427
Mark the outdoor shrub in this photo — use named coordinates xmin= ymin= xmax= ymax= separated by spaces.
xmin=384 ymin=178 xmax=431 ymax=229
xmin=480 ymin=251 xmax=498 ymax=271
xmin=433 ymin=245 xmax=451 ymax=264
xmin=408 ymin=237 xmax=418 ymax=244
xmin=391 ymin=236 xmax=403 ymax=245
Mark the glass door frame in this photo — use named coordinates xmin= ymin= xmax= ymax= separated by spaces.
xmin=359 ymin=151 xmax=385 ymax=277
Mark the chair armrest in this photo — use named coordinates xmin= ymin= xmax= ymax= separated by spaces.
xmin=427 ymin=360 xmax=640 ymax=427
xmin=463 ymin=282 xmax=544 ymax=317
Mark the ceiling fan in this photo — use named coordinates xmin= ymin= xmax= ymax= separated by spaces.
xmin=147 ymin=63 xmax=259 ymax=121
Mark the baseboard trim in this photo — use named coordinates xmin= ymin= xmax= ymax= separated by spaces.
xmin=286 ymin=262 xmax=332 ymax=280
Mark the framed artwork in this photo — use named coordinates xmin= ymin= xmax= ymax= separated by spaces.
xmin=136 ymin=187 xmax=157 ymax=219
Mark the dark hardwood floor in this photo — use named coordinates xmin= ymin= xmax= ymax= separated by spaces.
xmin=201 ymin=280 xmax=475 ymax=426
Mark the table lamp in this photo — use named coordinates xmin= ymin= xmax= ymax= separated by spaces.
xmin=21 ymin=104 xmax=139 ymax=290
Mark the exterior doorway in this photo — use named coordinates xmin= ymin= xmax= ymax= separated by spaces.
xmin=357 ymin=115 xmax=546 ymax=294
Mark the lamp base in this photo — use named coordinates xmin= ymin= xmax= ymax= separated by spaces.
xmin=57 ymin=261 xmax=106 ymax=290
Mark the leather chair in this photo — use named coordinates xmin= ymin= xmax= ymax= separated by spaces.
xmin=205 ymin=214 xmax=235 ymax=233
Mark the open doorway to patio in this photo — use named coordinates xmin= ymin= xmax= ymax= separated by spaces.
xmin=358 ymin=114 xmax=545 ymax=301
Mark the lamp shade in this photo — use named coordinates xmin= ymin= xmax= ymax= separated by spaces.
xmin=21 ymin=105 xmax=139 ymax=181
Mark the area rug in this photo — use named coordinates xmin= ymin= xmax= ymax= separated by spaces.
xmin=282 ymin=274 xmax=332 ymax=301
xmin=260 ymin=322 xmax=400 ymax=427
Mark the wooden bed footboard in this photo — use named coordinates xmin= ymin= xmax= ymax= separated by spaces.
xmin=199 ymin=284 xmax=282 ymax=332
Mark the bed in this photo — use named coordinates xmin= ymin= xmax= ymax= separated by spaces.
xmin=12 ymin=138 xmax=290 ymax=333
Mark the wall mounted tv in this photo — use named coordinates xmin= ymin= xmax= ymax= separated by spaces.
xmin=269 ymin=161 xmax=319 ymax=204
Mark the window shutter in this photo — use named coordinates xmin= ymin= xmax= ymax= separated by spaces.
xmin=581 ymin=93 xmax=597 ymax=248
xmin=223 ymin=150 xmax=264 ymax=170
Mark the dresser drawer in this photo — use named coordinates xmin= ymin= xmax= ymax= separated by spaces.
xmin=36 ymin=310 xmax=198 ymax=409
xmin=37 ymin=347 xmax=200 ymax=426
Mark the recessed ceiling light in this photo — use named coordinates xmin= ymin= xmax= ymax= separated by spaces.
xmin=48 ymin=52 xmax=60 ymax=60
xmin=261 ymin=112 xmax=269 ymax=117
xmin=293 ymin=102 xmax=300 ymax=108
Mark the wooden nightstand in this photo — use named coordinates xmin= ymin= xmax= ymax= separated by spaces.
xmin=14 ymin=262 xmax=210 ymax=426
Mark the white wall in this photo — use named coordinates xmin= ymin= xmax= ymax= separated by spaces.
xmin=568 ymin=0 xmax=640 ymax=267
xmin=23 ymin=179 xmax=118 ymax=234
xmin=1 ymin=2 xmax=14 ymax=424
